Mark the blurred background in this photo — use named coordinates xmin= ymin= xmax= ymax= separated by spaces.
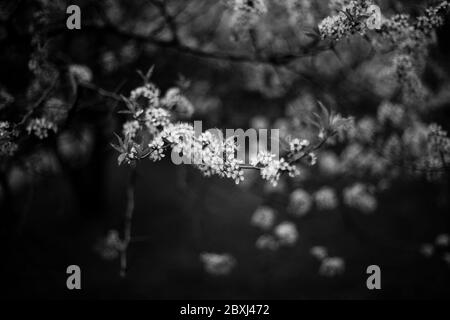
xmin=1 ymin=0 xmax=450 ymax=299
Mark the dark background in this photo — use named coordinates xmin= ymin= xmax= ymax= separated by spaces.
xmin=1 ymin=0 xmax=450 ymax=299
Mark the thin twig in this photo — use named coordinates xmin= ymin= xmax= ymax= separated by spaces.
xmin=120 ymin=166 xmax=137 ymax=278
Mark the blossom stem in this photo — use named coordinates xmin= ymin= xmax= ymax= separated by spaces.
xmin=120 ymin=166 xmax=137 ymax=278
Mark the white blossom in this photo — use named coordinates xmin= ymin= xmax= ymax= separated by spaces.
xmin=319 ymin=257 xmax=345 ymax=277
xmin=200 ymin=252 xmax=236 ymax=275
xmin=274 ymin=221 xmax=299 ymax=245
xmin=251 ymin=205 xmax=276 ymax=230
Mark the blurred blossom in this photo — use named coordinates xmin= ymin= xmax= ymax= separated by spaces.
xmin=310 ymin=246 xmax=328 ymax=260
xmin=377 ymin=101 xmax=406 ymax=127
xmin=200 ymin=253 xmax=236 ymax=276
xmin=343 ymin=183 xmax=377 ymax=214
xmin=100 ymin=51 xmax=118 ymax=73
xmin=318 ymin=151 xmax=340 ymax=175
xmin=314 ymin=187 xmax=338 ymax=210
xmin=161 ymin=87 xmax=194 ymax=119
xmin=274 ymin=221 xmax=299 ymax=245
xmin=251 ymin=205 xmax=276 ymax=230
xmin=443 ymin=253 xmax=450 ymax=266
xmin=119 ymin=42 xmax=138 ymax=64
xmin=255 ymin=234 xmax=279 ymax=251
xmin=318 ymin=0 xmax=381 ymax=41
xmin=123 ymin=120 xmax=140 ymax=139
xmin=435 ymin=234 xmax=450 ymax=247
xmin=250 ymin=115 xmax=269 ymax=130
xmin=349 ymin=117 xmax=377 ymax=143
xmin=419 ymin=243 xmax=434 ymax=258
xmin=228 ymin=0 xmax=267 ymax=41
xmin=43 ymin=97 xmax=67 ymax=122
xmin=95 ymin=230 xmax=125 ymax=261
xmin=287 ymin=188 xmax=312 ymax=217
xmin=7 ymin=166 xmax=29 ymax=192
xmin=25 ymin=150 xmax=60 ymax=176
xmin=282 ymin=0 xmax=315 ymax=26
xmin=69 ymin=64 xmax=93 ymax=83
xmin=319 ymin=257 xmax=345 ymax=277
xmin=26 ymin=117 xmax=57 ymax=139
xmin=0 ymin=86 xmax=14 ymax=110
xmin=57 ymin=128 xmax=94 ymax=167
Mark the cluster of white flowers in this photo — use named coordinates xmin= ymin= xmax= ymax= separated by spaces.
xmin=94 ymin=230 xmax=125 ymax=260
xmin=117 ymin=79 xmax=303 ymax=186
xmin=314 ymin=187 xmax=338 ymax=210
xmin=251 ymin=206 xmax=300 ymax=249
xmin=0 ymin=121 xmax=18 ymax=157
xmin=310 ymin=246 xmax=328 ymax=260
xmin=282 ymin=0 xmax=315 ymax=26
xmin=376 ymin=2 xmax=448 ymax=55
xmin=415 ymin=1 xmax=450 ymax=37
xmin=0 ymin=121 xmax=10 ymax=138
xmin=122 ymin=120 xmax=140 ymax=139
xmin=251 ymin=205 xmax=276 ymax=230
xmin=69 ymin=64 xmax=93 ymax=83
xmin=144 ymin=107 xmax=171 ymax=131
xmin=228 ymin=0 xmax=268 ymax=40
xmin=274 ymin=221 xmax=299 ymax=246
xmin=310 ymin=245 xmax=345 ymax=277
xmin=149 ymin=123 xmax=246 ymax=184
xmin=160 ymin=87 xmax=194 ymax=118
xmin=255 ymin=234 xmax=279 ymax=251
xmin=251 ymin=151 xmax=299 ymax=186
xmin=420 ymin=233 xmax=450 ymax=266
xmin=318 ymin=151 xmax=341 ymax=175
xmin=200 ymin=252 xmax=236 ymax=275
xmin=130 ymin=83 xmax=160 ymax=107
xmin=318 ymin=0 xmax=382 ymax=41
xmin=289 ymin=138 xmax=310 ymax=153
xmin=377 ymin=101 xmax=406 ymax=127
xmin=392 ymin=54 xmax=427 ymax=106
xmin=26 ymin=117 xmax=57 ymax=139
xmin=319 ymin=257 xmax=346 ymax=277
xmin=287 ymin=188 xmax=312 ymax=216
xmin=343 ymin=183 xmax=377 ymax=213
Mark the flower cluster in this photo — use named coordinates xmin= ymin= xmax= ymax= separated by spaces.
xmin=310 ymin=246 xmax=346 ymax=277
xmin=250 ymin=151 xmax=299 ymax=186
xmin=200 ymin=252 xmax=236 ymax=275
xmin=420 ymin=233 xmax=450 ymax=266
xmin=69 ymin=64 xmax=93 ymax=83
xmin=0 ymin=121 xmax=18 ymax=157
xmin=274 ymin=221 xmax=299 ymax=246
xmin=343 ymin=183 xmax=377 ymax=213
xmin=287 ymin=188 xmax=312 ymax=216
xmin=282 ymin=0 xmax=315 ymax=26
xmin=377 ymin=101 xmax=406 ymax=127
xmin=318 ymin=0 xmax=382 ymax=41
xmin=314 ymin=187 xmax=338 ymax=210
xmin=26 ymin=117 xmax=58 ymax=139
xmin=319 ymin=257 xmax=346 ymax=277
xmin=251 ymin=205 xmax=276 ymax=230
xmin=228 ymin=0 xmax=268 ymax=41
xmin=160 ymin=87 xmax=194 ymax=118
xmin=94 ymin=230 xmax=125 ymax=260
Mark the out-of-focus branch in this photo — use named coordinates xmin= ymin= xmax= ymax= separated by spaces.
xmin=46 ymin=20 xmax=331 ymax=66
xmin=120 ymin=166 xmax=137 ymax=278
